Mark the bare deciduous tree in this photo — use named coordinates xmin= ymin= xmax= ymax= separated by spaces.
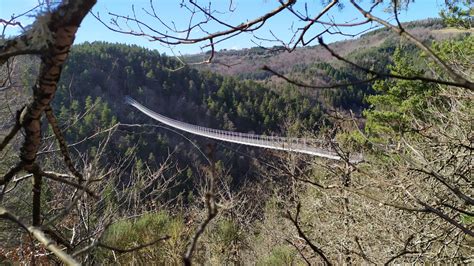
xmin=1 ymin=0 xmax=472 ymax=264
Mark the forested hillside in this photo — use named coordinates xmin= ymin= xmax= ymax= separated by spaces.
xmin=190 ymin=18 xmax=472 ymax=110
xmin=189 ymin=19 xmax=467 ymax=79
xmin=49 ymin=42 xmax=325 ymax=180
xmin=61 ymin=42 xmax=324 ymax=134
xmin=0 ymin=0 xmax=472 ymax=263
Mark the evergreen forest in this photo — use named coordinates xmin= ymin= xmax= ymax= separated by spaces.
xmin=0 ymin=1 xmax=472 ymax=264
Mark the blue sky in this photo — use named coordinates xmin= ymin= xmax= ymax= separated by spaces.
xmin=1 ymin=0 xmax=446 ymax=54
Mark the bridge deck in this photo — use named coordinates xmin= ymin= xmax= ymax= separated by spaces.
xmin=126 ymin=96 xmax=360 ymax=162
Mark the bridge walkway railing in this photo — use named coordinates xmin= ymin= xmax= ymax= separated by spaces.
xmin=126 ymin=96 xmax=357 ymax=161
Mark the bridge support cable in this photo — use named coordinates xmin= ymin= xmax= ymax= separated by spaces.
xmin=125 ymin=96 xmax=353 ymax=161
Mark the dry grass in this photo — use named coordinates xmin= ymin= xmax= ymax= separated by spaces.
xmin=433 ymin=27 xmax=474 ymax=34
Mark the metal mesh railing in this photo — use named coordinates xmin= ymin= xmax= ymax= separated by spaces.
xmin=126 ymin=96 xmax=353 ymax=161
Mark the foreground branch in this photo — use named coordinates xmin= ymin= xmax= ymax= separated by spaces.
xmin=0 ymin=163 xmax=24 ymax=186
xmin=39 ymin=170 xmax=99 ymax=199
xmin=183 ymin=193 xmax=217 ymax=265
xmin=349 ymin=0 xmax=473 ymax=90
xmin=318 ymin=38 xmax=472 ymax=89
xmin=286 ymin=203 xmax=332 ymax=265
xmin=0 ymin=207 xmax=80 ymax=265
xmin=45 ymin=105 xmax=84 ymax=182
xmin=0 ymin=120 xmax=21 ymax=152
xmin=262 ymin=65 xmax=378 ymax=89
xmin=95 ymin=0 xmax=295 ymax=46
xmin=183 ymin=146 xmax=218 ymax=265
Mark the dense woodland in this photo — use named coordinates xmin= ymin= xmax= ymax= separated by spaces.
xmin=50 ymin=42 xmax=326 ymax=186
xmin=0 ymin=1 xmax=473 ymax=264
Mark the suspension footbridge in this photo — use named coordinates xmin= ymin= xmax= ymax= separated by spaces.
xmin=126 ymin=97 xmax=360 ymax=162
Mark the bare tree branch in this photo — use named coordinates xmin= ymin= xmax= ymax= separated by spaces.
xmin=289 ymin=0 xmax=339 ymax=50
xmin=39 ymin=170 xmax=99 ymax=199
xmin=410 ymin=167 xmax=474 ymax=206
xmin=94 ymin=0 xmax=296 ymax=46
xmin=286 ymin=202 xmax=332 ymax=265
xmin=384 ymin=235 xmax=417 ymax=265
xmin=285 ymin=238 xmax=312 ymax=266
xmin=0 ymin=162 xmax=24 ymax=186
xmin=183 ymin=145 xmax=218 ymax=265
xmin=417 ymin=199 xmax=474 ymax=237
xmin=0 ymin=207 xmax=80 ymax=265
xmin=32 ymin=172 xmax=42 ymax=226
xmin=317 ymin=37 xmax=473 ymax=90
xmin=0 ymin=123 xmax=20 ymax=152
xmin=45 ymin=105 xmax=84 ymax=182
xmin=262 ymin=65 xmax=378 ymax=89
xmin=349 ymin=0 xmax=474 ymax=90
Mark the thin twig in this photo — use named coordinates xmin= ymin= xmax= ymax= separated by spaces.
xmin=349 ymin=0 xmax=473 ymax=90
xmin=318 ymin=38 xmax=473 ymax=89
xmin=286 ymin=203 xmax=332 ymax=265
xmin=262 ymin=65 xmax=378 ymax=89
xmin=39 ymin=170 xmax=99 ymax=199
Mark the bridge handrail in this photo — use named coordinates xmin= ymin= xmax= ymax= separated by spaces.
xmin=125 ymin=96 xmax=361 ymax=162
xmin=126 ymin=96 xmax=319 ymax=145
